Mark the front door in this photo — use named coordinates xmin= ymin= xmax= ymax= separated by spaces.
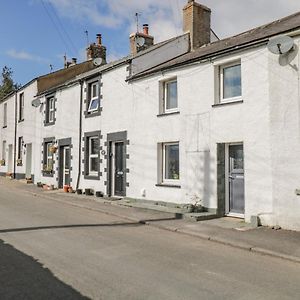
xmin=114 ymin=142 xmax=125 ymax=196
xmin=228 ymin=144 xmax=245 ymax=215
xmin=63 ymin=146 xmax=71 ymax=186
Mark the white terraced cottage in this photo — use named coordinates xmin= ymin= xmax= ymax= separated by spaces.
xmin=1 ymin=0 xmax=300 ymax=230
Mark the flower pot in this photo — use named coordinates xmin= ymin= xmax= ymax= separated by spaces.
xmin=63 ymin=185 xmax=69 ymax=193
xmin=95 ymin=191 xmax=104 ymax=197
xmin=68 ymin=187 xmax=73 ymax=193
xmin=76 ymin=189 xmax=82 ymax=195
xmin=85 ymin=188 xmax=93 ymax=196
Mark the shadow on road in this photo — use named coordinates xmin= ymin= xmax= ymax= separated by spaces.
xmin=0 ymin=239 xmax=89 ymax=299
xmin=0 ymin=216 xmax=181 ymax=234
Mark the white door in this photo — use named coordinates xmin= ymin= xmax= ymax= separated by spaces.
xmin=25 ymin=143 xmax=32 ymax=179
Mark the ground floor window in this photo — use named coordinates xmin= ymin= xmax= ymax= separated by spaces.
xmin=43 ymin=139 xmax=54 ymax=175
xmin=159 ymin=142 xmax=180 ymax=184
xmin=84 ymin=131 xmax=101 ymax=180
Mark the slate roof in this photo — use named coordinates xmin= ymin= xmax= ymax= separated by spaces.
xmin=129 ymin=11 xmax=300 ymax=80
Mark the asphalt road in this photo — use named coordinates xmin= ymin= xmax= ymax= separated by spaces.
xmin=0 ymin=180 xmax=300 ymax=300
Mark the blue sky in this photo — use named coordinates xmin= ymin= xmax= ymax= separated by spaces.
xmin=1 ymin=0 xmax=300 ymax=86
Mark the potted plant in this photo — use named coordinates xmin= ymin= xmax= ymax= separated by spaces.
xmin=49 ymin=145 xmax=57 ymax=153
xmin=0 ymin=159 xmax=5 ymax=166
xmin=63 ymin=185 xmax=69 ymax=193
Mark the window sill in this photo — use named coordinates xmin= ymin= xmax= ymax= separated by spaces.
xmin=18 ymin=119 xmax=24 ymax=123
xmin=212 ymin=100 xmax=243 ymax=107
xmin=42 ymin=171 xmax=54 ymax=177
xmin=157 ymin=111 xmax=180 ymax=117
xmin=84 ymin=110 xmax=101 ymax=118
xmin=2 ymin=126 xmax=7 ymax=129
xmin=156 ymin=183 xmax=181 ymax=189
xmin=84 ymin=174 xmax=100 ymax=180
xmin=44 ymin=121 xmax=55 ymax=127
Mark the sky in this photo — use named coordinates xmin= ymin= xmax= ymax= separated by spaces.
xmin=1 ymin=0 xmax=300 ymax=86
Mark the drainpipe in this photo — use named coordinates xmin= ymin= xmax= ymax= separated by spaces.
xmin=13 ymin=92 xmax=17 ymax=179
xmin=76 ymin=80 xmax=83 ymax=190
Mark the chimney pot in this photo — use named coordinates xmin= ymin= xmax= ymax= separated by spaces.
xmin=96 ymin=34 xmax=102 ymax=45
xmin=143 ymin=24 xmax=149 ymax=35
xmin=72 ymin=57 xmax=77 ymax=64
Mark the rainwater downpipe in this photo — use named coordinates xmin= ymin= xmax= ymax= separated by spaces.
xmin=76 ymin=80 xmax=83 ymax=190
xmin=13 ymin=92 xmax=17 ymax=179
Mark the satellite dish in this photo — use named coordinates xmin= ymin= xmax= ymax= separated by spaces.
xmin=267 ymin=35 xmax=294 ymax=55
xmin=31 ymin=99 xmax=41 ymax=108
xmin=93 ymin=57 xmax=102 ymax=66
xmin=135 ymin=36 xmax=145 ymax=47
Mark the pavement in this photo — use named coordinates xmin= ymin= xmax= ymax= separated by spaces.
xmin=5 ymin=178 xmax=300 ymax=264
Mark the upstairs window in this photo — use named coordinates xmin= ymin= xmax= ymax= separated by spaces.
xmin=164 ymin=80 xmax=178 ymax=112
xmin=3 ymin=103 xmax=7 ymax=128
xmin=19 ymin=93 xmax=24 ymax=121
xmin=87 ymin=81 xmax=100 ymax=113
xmin=45 ymin=96 xmax=55 ymax=125
xmin=220 ymin=62 xmax=242 ymax=103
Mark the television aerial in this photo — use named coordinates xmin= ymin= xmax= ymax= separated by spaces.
xmin=93 ymin=57 xmax=103 ymax=66
xmin=267 ymin=35 xmax=294 ymax=55
xmin=135 ymin=36 xmax=145 ymax=48
xmin=31 ymin=98 xmax=41 ymax=108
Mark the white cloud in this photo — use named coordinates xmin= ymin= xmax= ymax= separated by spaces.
xmin=45 ymin=0 xmax=300 ymax=42
xmin=7 ymin=49 xmax=49 ymax=63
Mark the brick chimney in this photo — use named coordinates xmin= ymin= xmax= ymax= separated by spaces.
xmin=130 ymin=24 xmax=154 ymax=55
xmin=183 ymin=0 xmax=211 ymax=50
xmin=86 ymin=34 xmax=107 ymax=64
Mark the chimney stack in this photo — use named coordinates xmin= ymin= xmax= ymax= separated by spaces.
xmin=183 ymin=0 xmax=211 ymax=50
xmin=86 ymin=34 xmax=107 ymax=64
xmin=130 ymin=24 xmax=154 ymax=55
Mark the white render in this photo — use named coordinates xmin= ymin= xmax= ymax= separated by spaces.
xmin=1 ymin=25 xmax=300 ymax=230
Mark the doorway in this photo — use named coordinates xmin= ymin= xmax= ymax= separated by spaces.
xmin=107 ymin=131 xmax=127 ymax=197
xmin=226 ymin=144 xmax=245 ymax=217
xmin=59 ymin=146 xmax=71 ymax=187
xmin=25 ymin=143 xmax=32 ymax=179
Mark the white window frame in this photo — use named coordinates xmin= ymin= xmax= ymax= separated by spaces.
xmin=3 ymin=103 xmax=7 ymax=127
xmin=18 ymin=137 xmax=23 ymax=160
xmin=46 ymin=142 xmax=54 ymax=172
xmin=219 ymin=61 xmax=242 ymax=103
xmin=47 ymin=97 xmax=55 ymax=123
xmin=163 ymin=79 xmax=178 ymax=113
xmin=19 ymin=93 xmax=24 ymax=121
xmin=88 ymin=82 xmax=99 ymax=112
xmin=88 ymin=136 xmax=98 ymax=175
xmin=162 ymin=142 xmax=180 ymax=184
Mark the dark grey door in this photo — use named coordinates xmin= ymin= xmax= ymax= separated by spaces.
xmin=114 ymin=142 xmax=125 ymax=196
xmin=229 ymin=144 xmax=244 ymax=214
xmin=64 ymin=146 xmax=71 ymax=186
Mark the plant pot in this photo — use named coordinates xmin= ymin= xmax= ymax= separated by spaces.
xmin=63 ymin=185 xmax=69 ymax=193
xmin=95 ymin=191 xmax=104 ymax=197
xmin=85 ymin=188 xmax=93 ymax=196
xmin=68 ymin=187 xmax=73 ymax=193
xmin=76 ymin=189 xmax=82 ymax=195
xmin=37 ymin=182 xmax=43 ymax=188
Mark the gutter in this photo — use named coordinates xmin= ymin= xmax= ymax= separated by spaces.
xmin=76 ymin=80 xmax=83 ymax=191
xmin=13 ymin=92 xmax=17 ymax=178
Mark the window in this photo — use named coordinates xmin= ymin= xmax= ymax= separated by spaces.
xmin=18 ymin=137 xmax=23 ymax=161
xmin=3 ymin=103 xmax=7 ymax=127
xmin=1 ymin=141 xmax=6 ymax=164
xmin=220 ymin=62 xmax=241 ymax=103
xmin=162 ymin=142 xmax=180 ymax=183
xmin=164 ymin=80 xmax=178 ymax=112
xmin=84 ymin=131 xmax=101 ymax=179
xmin=43 ymin=139 xmax=54 ymax=175
xmin=89 ymin=137 xmax=99 ymax=175
xmin=19 ymin=93 xmax=24 ymax=121
xmin=45 ymin=96 xmax=55 ymax=125
xmin=88 ymin=82 xmax=99 ymax=113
